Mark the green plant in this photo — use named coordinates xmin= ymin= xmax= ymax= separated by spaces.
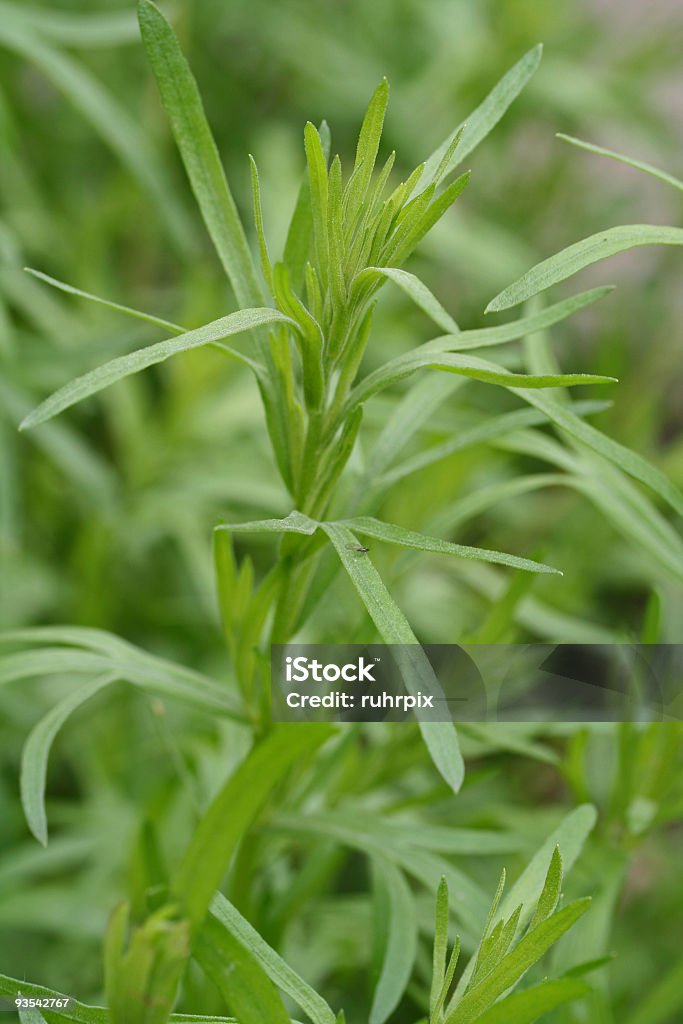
xmin=2 ymin=2 xmax=683 ymax=1023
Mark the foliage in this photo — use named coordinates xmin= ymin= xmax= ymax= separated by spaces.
xmin=0 ymin=1 xmax=681 ymax=1023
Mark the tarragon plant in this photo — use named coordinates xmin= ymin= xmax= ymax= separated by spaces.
xmin=3 ymin=1 xmax=683 ymax=1022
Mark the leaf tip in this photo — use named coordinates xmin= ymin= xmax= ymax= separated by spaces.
xmin=29 ymin=820 xmax=48 ymax=847
xmin=18 ymin=412 xmax=36 ymax=432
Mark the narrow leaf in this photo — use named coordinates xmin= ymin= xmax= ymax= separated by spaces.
xmin=382 ymin=401 xmax=609 ymax=489
xmin=513 ymin=389 xmax=683 ymax=518
xmin=137 ymin=0 xmax=262 ymax=304
xmin=197 ymin=918 xmax=291 ymax=1024
xmin=488 ymin=225 xmax=683 ymax=311
xmin=21 ymin=672 xmax=118 ymax=845
xmin=210 ymin=892 xmax=336 ymax=1024
xmin=25 ymin=268 xmax=184 ymax=333
xmin=347 ymin=349 xmax=615 ymax=413
xmin=431 ymin=877 xmax=450 ymax=1015
xmin=420 ymin=45 xmax=543 ymax=190
xmin=423 ymin=287 xmax=613 ymax=353
xmin=353 ymin=266 xmax=459 ymax=333
xmin=304 ymin=121 xmax=330 ymax=284
xmin=451 ymin=806 xmax=597 ymax=1004
xmin=20 ymin=308 xmax=290 ymax=429
xmin=338 ymin=515 xmax=560 ymax=574
xmin=369 ymin=858 xmax=417 ymax=1024
xmin=473 ymin=977 xmax=591 ymax=1024
xmin=529 ymin=846 xmax=563 ymax=930
xmin=321 ymin=521 xmax=464 ymax=794
xmin=347 ymin=78 xmax=389 ymax=226
xmin=557 ymin=133 xmax=683 ymax=193
xmin=249 ymin=156 xmax=274 ymax=292
xmin=173 ymin=724 xmax=331 ymax=935
xmin=284 ymin=121 xmax=331 ymax=291
xmin=215 ymin=510 xmax=318 ymax=538
xmin=446 ymin=900 xmax=592 ymax=1024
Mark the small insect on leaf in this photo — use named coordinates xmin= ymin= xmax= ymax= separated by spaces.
xmin=346 ymin=543 xmax=370 ymax=554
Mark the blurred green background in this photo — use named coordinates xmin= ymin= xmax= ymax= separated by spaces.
xmin=0 ymin=1 xmax=682 ymax=1021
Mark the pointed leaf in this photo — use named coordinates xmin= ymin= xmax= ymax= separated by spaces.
xmin=431 ymin=877 xmax=450 ymax=1015
xmin=20 ymin=308 xmax=290 ymax=429
xmin=25 ymin=268 xmax=184 ymax=333
xmin=423 ymin=287 xmax=613 ymax=353
xmin=557 ymin=134 xmax=683 ymax=193
xmin=445 ymin=900 xmax=592 ymax=1024
xmin=420 ymin=45 xmax=543 ymax=190
xmin=513 ymin=389 xmax=683 ymax=518
xmin=353 ymin=266 xmax=459 ymax=333
xmin=210 ymin=893 xmax=336 ymax=1024
xmin=338 ymin=516 xmax=560 ymax=574
xmin=488 ymin=225 xmax=683 ymax=312
xmin=137 ymin=0 xmax=262 ymax=304
xmin=529 ymin=847 xmax=563 ymax=930
xmin=197 ymin=917 xmax=291 ymax=1024
xmin=321 ymin=521 xmax=464 ymax=794
xmin=249 ymin=156 xmax=274 ymax=292
xmin=215 ymin=510 xmax=318 ymax=538
xmin=173 ymin=724 xmax=332 ymax=935
xmin=473 ymin=977 xmax=591 ymax=1024
xmin=369 ymin=859 xmax=417 ymax=1024
xmin=21 ymin=672 xmax=118 ymax=845
xmin=347 ymin=349 xmax=615 ymax=414
xmin=347 ymin=79 xmax=389 ymax=226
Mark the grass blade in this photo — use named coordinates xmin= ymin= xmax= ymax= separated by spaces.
xmin=20 ymin=308 xmax=291 ymax=430
xmin=137 ymin=0 xmax=262 ymax=304
xmin=487 ymin=225 xmax=683 ymax=311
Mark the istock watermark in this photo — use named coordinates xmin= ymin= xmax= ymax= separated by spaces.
xmin=271 ymin=644 xmax=683 ymax=724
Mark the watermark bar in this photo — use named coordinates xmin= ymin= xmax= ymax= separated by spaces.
xmin=271 ymin=644 xmax=683 ymax=724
